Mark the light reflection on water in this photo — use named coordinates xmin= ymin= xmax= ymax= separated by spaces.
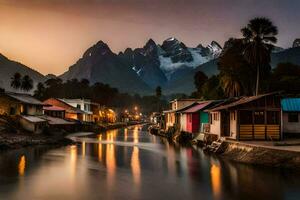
xmin=0 ymin=125 xmax=300 ymax=200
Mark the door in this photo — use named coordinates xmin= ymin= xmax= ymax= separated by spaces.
xmin=221 ymin=111 xmax=230 ymax=137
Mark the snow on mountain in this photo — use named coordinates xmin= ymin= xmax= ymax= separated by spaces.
xmin=158 ymin=38 xmax=222 ymax=79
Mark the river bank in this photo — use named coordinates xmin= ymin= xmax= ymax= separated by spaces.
xmin=0 ymin=121 xmax=146 ymax=151
xmin=216 ymin=140 xmax=300 ymax=168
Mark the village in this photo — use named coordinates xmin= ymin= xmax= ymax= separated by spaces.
xmin=150 ymin=92 xmax=300 ymax=167
xmin=0 ymin=90 xmax=144 ymax=149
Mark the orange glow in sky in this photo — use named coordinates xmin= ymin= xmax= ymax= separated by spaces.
xmin=0 ymin=0 xmax=299 ymax=75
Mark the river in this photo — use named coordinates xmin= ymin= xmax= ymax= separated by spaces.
xmin=0 ymin=124 xmax=299 ymax=200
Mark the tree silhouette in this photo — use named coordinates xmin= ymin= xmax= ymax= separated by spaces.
xmin=34 ymin=82 xmax=46 ymax=99
xmin=10 ymin=72 xmax=22 ymax=90
xmin=21 ymin=75 xmax=33 ymax=92
xmin=241 ymin=17 xmax=278 ymax=95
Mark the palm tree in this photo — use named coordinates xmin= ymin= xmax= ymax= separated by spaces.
xmin=219 ymin=73 xmax=243 ymax=97
xmin=34 ymin=82 xmax=46 ymax=99
xmin=241 ymin=17 xmax=278 ymax=95
xmin=21 ymin=75 xmax=33 ymax=92
xmin=11 ymin=72 xmax=22 ymax=90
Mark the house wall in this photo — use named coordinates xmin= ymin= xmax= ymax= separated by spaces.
xmin=209 ymin=111 xmax=221 ymax=136
xmin=20 ymin=118 xmax=46 ymax=134
xmin=180 ymin=113 xmax=187 ymax=132
xmin=24 ymin=104 xmax=43 ymax=115
xmin=186 ymin=113 xmax=200 ymax=133
xmin=229 ymin=110 xmax=237 ymax=139
xmin=0 ymin=96 xmax=21 ymax=115
xmin=165 ymin=112 xmax=175 ymax=129
xmin=283 ymin=112 xmax=300 ymax=133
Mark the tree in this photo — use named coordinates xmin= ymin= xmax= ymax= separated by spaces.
xmin=241 ymin=17 xmax=278 ymax=95
xmin=11 ymin=72 xmax=22 ymax=90
xmin=194 ymin=71 xmax=208 ymax=92
xmin=218 ymin=38 xmax=255 ymax=97
xmin=155 ymin=86 xmax=162 ymax=98
xmin=21 ymin=75 xmax=33 ymax=92
xmin=269 ymin=62 xmax=300 ymax=94
xmin=34 ymin=82 xmax=46 ymax=99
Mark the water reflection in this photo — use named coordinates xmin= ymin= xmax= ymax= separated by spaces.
xmin=210 ymin=162 xmax=221 ymax=199
xmin=18 ymin=155 xmax=26 ymax=176
xmin=0 ymin=125 xmax=300 ymax=199
xmin=131 ymin=146 xmax=141 ymax=185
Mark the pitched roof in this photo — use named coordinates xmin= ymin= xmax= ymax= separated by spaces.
xmin=5 ymin=92 xmax=44 ymax=105
xmin=40 ymin=116 xmax=75 ymax=125
xmin=43 ymin=105 xmax=65 ymax=111
xmin=282 ymin=98 xmax=300 ymax=112
xmin=182 ymin=102 xmax=212 ymax=113
xmin=45 ymin=98 xmax=86 ymax=114
xmin=209 ymin=92 xmax=279 ymax=111
xmin=21 ymin=115 xmax=46 ymax=123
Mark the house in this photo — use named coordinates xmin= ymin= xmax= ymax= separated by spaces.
xmin=281 ymin=98 xmax=300 ymax=137
xmin=43 ymin=98 xmax=91 ymax=122
xmin=207 ymin=93 xmax=281 ymax=141
xmin=19 ymin=116 xmax=47 ymax=134
xmin=59 ymin=99 xmax=93 ymax=122
xmin=181 ymin=101 xmax=214 ymax=134
xmin=0 ymin=92 xmax=46 ymax=133
xmin=163 ymin=99 xmax=201 ymax=130
xmin=43 ymin=105 xmax=65 ymax=118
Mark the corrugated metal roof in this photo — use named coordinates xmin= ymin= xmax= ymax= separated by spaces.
xmin=6 ymin=92 xmax=44 ymax=105
xmin=182 ymin=102 xmax=211 ymax=113
xmin=21 ymin=115 xmax=46 ymax=123
xmin=43 ymin=106 xmax=65 ymax=111
xmin=281 ymin=98 xmax=300 ymax=112
xmin=209 ymin=92 xmax=279 ymax=111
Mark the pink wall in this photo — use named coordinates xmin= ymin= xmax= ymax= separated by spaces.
xmin=186 ymin=113 xmax=199 ymax=133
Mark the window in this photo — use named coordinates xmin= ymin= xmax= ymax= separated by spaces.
xmin=267 ymin=111 xmax=279 ymax=124
xmin=213 ymin=113 xmax=219 ymax=121
xmin=254 ymin=111 xmax=265 ymax=124
xmin=240 ymin=110 xmax=253 ymax=124
xmin=10 ymin=107 xmax=16 ymax=115
xmin=288 ymin=113 xmax=299 ymax=123
xmin=76 ymin=104 xmax=81 ymax=109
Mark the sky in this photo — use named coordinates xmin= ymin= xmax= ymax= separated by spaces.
xmin=0 ymin=0 xmax=300 ymax=75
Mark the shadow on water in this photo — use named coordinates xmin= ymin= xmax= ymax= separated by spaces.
xmin=0 ymin=124 xmax=300 ymax=199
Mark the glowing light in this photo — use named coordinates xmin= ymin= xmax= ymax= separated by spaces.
xmin=18 ymin=155 xmax=26 ymax=176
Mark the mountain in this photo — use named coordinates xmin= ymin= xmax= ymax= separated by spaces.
xmin=61 ymin=38 xmax=222 ymax=94
xmin=60 ymin=38 xmax=300 ymax=95
xmin=60 ymin=41 xmax=152 ymax=94
xmin=165 ymin=46 xmax=300 ymax=95
xmin=0 ymin=54 xmax=45 ymax=92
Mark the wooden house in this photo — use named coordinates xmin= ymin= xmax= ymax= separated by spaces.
xmin=163 ymin=99 xmax=201 ymax=130
xmin=0 ymin=92 xmax=47 ymax=133
xmin=43 ymin=105 xmax=65 ymax=118
xmin=281 ymin=98 xmax=300 ymax=137
xmin=208 ymin=93 xmax=281 ymax=141
xmin=181 ymin=102 xmax=213 ymax=134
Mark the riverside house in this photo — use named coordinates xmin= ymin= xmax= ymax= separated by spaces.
xmin=281 ymin=98 xmax=300 ymax=137
xmin=179 ymin=101 xmax=221 ymax=134
xmin=43 ymin=98 xmax=92 ymax=122
xmin=207 ymin=93 xmax=282 ymax=141
xmin=163 ymin=99 xmax=201 ymax=131
xmin=0 ymin=92 xmax=47 ymax=134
